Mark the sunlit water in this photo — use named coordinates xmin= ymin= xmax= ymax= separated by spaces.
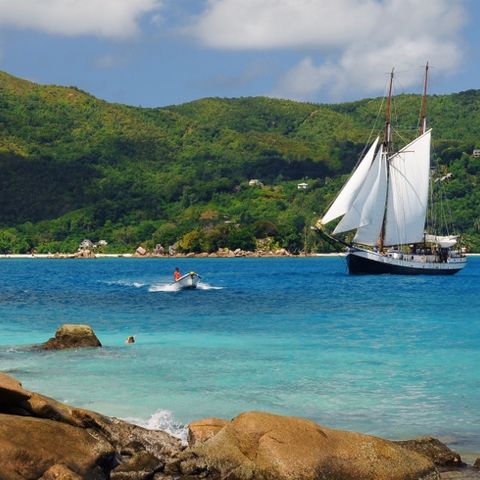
xmin=0 ymin=257 xmax=479 ymax=453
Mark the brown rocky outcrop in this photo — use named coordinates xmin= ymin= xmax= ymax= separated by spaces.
xmin=396 ymin=437 xmax=463 ymax=468
xmin=475 ymin=458 xmax=480 ymax=469
xmin=0 ymin=372 xmax=183 ymax=479
xmin=42 ymin=324 xmax=102 ymax=350
xmin=181 ymin=411 xmax=439 ymax=480
xmin=0 ymin=413 xmax=116 ymax=479
xmin=75 ymin=249 xmax=96 ymax=259
xmin=1 ymin=372 xmax=478 ymax=480
xmin=187 ymin=417 xmax=229 ymax=447
xmin=39 ymin=464 xmax=84 ymax=480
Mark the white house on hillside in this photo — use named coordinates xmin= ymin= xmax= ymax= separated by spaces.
xmin=249 ymin=179 xmax=264 ymax=187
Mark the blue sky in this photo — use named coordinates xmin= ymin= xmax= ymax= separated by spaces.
xmin=1 ymin=0 xmax=479 ymax=107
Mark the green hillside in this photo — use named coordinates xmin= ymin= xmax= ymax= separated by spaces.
xmin=0 ymin=71 xmax=479 ymax=254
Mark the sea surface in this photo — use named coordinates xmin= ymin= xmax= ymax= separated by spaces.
xmin=0 ymin=256 xmax=479 ymax=452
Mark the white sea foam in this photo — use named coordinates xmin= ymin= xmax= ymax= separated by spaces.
xmin=197 ymin=283 xmax=223 ymax=290
xmin=104 ymin=279 xmax=146 ymax=288
xmin=148 ymin=281 xmax=223 ymax=292
xmin=128 ymin=409 xmax=189 ymax=445
xmin=148 ymin=282 xmax=180 ymax=292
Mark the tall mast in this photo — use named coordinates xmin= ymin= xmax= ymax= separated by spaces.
xmin=383 ymin=68 xmax=394 ymax=154
xmin=419 ymin=62 xmax=429 ymax=135
xmin=378 ymin=68 xmax=394 ymax=252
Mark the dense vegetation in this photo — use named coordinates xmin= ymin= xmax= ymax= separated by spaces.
xmin=0 ymin=71 xmax=479 ymax=254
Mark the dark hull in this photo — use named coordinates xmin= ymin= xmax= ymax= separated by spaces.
xmin=347 ymin=251 xmax=464 ymax=275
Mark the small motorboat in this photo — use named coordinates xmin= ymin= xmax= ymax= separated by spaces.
xmin=174 ymin=271 xmax=201 ymax=289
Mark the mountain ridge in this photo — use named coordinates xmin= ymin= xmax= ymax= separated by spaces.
xmin=0 ymin=70 xmax=479 ymax=253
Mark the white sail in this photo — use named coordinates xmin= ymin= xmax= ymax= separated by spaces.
xmin=384 ymin=130 xmax=431 ymax=246
xmin=353 ymin=147 xmax=388 ymax=245
xmin=321 ymin=137 xmax=379 ymax=225
xmin=334 ymin=145 xmax=387 ymax=247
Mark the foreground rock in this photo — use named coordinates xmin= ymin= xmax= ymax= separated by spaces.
xmin=181 ymin=411 xmax=439 ymax=480
xmin=187 ymin=417 xmax=229 ymax=446
xmin=396 ymin=437 xmax=463 ymax=468
xmin=42 ymin=324 xmax=102 ymax=350
xmin=1 ymin=371 xmax=478 ymax=480
xmin=0 ymin=372 xmax=182 ymax=479
xmin=0 ymin=413 xmax=115 ymax=479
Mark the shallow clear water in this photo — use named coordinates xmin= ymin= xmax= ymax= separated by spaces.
xmin=0 ymin=257 xmax=479 ymax=452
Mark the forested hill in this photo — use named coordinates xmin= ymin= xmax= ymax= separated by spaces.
xmin=1 ymin=70 xmax=479 ymax=253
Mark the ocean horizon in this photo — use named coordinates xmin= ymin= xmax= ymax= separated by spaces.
xmin=1 ymin=256 xmax=479 ymax=455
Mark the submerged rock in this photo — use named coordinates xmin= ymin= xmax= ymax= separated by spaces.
xmin=42 ymin=324 xmax=102 ymax=350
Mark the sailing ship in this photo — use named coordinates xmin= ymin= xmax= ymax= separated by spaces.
xmin=316 ymin=65 xmax=467 ymax=275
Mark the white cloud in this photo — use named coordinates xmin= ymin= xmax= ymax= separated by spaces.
xmin=189 ymin=0 xmax=379 ymax=50
xmin=188 ymin=0 xmax=466 ymax=100
xmin=0 ymin=0 xmax=163 ymax=38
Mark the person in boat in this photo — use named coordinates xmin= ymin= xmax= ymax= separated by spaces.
xmin=173 ymin=267 xmax=181 ymax=281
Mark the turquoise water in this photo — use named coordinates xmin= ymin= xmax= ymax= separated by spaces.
xmin=0 ymin=257 xmax=479 ymax=451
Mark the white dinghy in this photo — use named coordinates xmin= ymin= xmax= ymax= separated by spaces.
xmin=175 ymin=272 xmax=201 ymax=289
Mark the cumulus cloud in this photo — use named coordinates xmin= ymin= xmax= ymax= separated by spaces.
xmin=188 ymin=0 xmax=466 ymax=100
xmin=0 ymin=0 xmax=163 ymax=38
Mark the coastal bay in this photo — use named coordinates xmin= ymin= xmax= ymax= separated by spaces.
xmin=1 ymin=256 xmax=479 ymax=459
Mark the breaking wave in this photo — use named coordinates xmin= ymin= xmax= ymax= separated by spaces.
xmin=127 ymin=409 xmax=188 ymax=445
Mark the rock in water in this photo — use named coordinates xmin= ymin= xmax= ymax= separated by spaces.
xmin=42 ymin=324 xmax=102 ymax=350
xmin=180 ymin=411 xmax=440 ymax=480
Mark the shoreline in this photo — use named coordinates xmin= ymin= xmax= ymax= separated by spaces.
xmin=0 ymin=252 xmax=345 ymax=259
xmin=1 ymin=369 xmax=478 ymax=479
xmin=2 ymin=253 xmax=480 ymax=259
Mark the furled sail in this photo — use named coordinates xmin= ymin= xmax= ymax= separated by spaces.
xmin=320 ymin=137 xmax=379 ymax=225
xmin=425 ymin=234 xmax=458 ymax=248
xmin=334 ymin=145 xmax=387 ymax=247
xmin=384 ymin=130 xmax=431 ymax=246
